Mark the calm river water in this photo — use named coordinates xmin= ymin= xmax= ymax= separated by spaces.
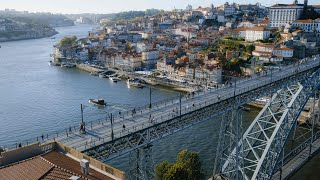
xmin=0 ymin=24 xmax=317 ymax=179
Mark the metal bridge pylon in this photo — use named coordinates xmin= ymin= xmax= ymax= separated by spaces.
xmin=215 ymin=68 xmax=320 ymax=180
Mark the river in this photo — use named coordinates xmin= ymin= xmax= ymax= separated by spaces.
xmin=0 ymin=24 xmax=317 ymax=179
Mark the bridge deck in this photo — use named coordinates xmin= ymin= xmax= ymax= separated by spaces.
xmin=273 ymin=137 xmax=320 ymax=180
xmin=51 ymin=57 xmax=319 ymax=153
xmin=7 ymin=56 xmax=319 ymax=160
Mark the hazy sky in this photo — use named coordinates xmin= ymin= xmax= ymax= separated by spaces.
xmin=1 ymin=0 xmax=319 ymax=14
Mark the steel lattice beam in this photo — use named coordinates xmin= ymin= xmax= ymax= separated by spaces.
xmin=83 ymin=67 xmax=318 ymax=162
xmin=217 ymin=68 xmax=320 ymax=180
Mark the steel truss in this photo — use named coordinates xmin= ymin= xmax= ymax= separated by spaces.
xmin=216 ymin=68 xmax=320 ymax=180
xmin=129 ymin=144 xmax=155 ymax=180
xmin=214 ymin=108 xmax=243 ymax=180
xmin=83 ymin=68 xmax=317 ymax=163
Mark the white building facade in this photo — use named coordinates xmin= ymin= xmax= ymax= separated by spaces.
xmin=292 ymin=18 xmax=320 ymax=33
xmin=269 ymin=4 xmax=304 ymax=27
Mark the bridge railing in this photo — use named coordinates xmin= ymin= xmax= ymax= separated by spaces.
xmin=273 ymin=130 xmax=320 ymax=173
xmin=3 ymin=55 xmax=320 ymax=151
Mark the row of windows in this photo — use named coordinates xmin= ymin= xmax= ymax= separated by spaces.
xmin=293 ymin=24 xmax=320 ymax=27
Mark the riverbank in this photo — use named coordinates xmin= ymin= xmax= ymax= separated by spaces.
xmin=74 ymin=64 xmax=195 ymax=92
xmin=76 ymin=64 xmax=107 ymax=73
xmin=0 ymin=29 xmax=58 ymax=42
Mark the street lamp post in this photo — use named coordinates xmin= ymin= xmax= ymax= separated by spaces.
xmin=234 ymin=79 xmax=237 ymax=97
xmin=179 ymin=93 xmax=182 ymax=116
xmin=149 ymin=87 xmax=152 ymax=109
xmin=271 ymin=68 xmax=273 ymax=82
xmin=80 ymin=104 xmax=86 ymax=134
xmin=81 ymin=104 xmax=84 ymax=124
xmin=223 ymin=75 xmax=238 ymax=98
xmin=110 ymin=113 xmax=114 ymax=140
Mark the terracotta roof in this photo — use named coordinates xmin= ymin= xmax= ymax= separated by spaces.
xmin=274 ymin=47 xmax=293 ymax=51
xmin=232 ymin=27 xmax=247 ymax=32
xmin=293 ymin=29 xmax=303 ymax=33
xmin=246 ymin=26 xmax=266 ymax=31
xmin=255 ymin=43 xmax=274 ymax=48
xmin=293 ymin=19 xmax=314 ymax=23
xmin=252 ymin=50 xmax=272 ymax=55
xmin=42 ymin=167 xmax=75 ymax=180
xmin=271 ymin=3 xmax=303 ymax=7
xmin=259 ymin=19 xmax=269 ymax=24
xmin=0 ymin=156 xmax=53 ymax=180
xmin=193 ymin=7 xmax=210 ymax=11
xmin=42 ymin=151 xmax=112 ymax=180
xmin=232 ymin=26 xmax=267 ymax=32
xmin=311 ymin=5 xmax=320 ymax=8
xmin=0 ymin=151 xmax=114 ymax=180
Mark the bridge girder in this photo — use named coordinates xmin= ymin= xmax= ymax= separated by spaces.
xmin=217 ymin=68 xmax=320 ymax=180
xmin=83 ymin=67 xmax=317 ymax=162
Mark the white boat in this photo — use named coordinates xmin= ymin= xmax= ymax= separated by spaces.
xmin=247 ymin=97 xmax=270 ymax=108
xmin=48 ymin=61 xmax=53 ymax=66
xmin=110 ymin=77 xmax=121 ymax=83
xmin=256 ymin=97 xmax=270 ymax=104
xmin=88 ymin=99 xmax=106 ymax=106
xmin=61 ymin=63 xmax=76 ymax=68
xmin=127 ymin=79 xmax=145 ymax=88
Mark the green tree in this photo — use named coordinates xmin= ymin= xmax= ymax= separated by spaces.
xmin=246 ymin=44 xmax=255 ymax=53
xmin=163 ymin=163 xmax=191 ymax=180
xmin=156 ymin=161 xmax=173 ymax=180
xmin=156 ymin=150 xmax=204 ymax=180
xmin=231 ymin=58 xmax=240 ymax=65
xmin=60 ymin=36 xmax=77 ymax=46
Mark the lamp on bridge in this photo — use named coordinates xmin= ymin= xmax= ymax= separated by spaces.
xmin=222 ymin=75 xmax=238 ymax=97
xmin=80 ymin=104 xmax=86 ymax=134
xmin=149 ymin=87 xmax=152 ymax=109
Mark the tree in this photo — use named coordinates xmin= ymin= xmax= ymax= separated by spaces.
xmin=246 ymin=44 xmax=255 ymax=53
xmin=156 ymin=150 xmax=204 ymax=180
xmin=0 ymin=147 xmax=4 ymax=153
xmin=60 ymin=36 xmax=77 ymax=46
xmin=163 ymin=163 xmax=191 ymax=180
xmin=156 ymin=161 xmax=173 ymax=180
xmin=231 ymin=58 xmax=240 ymax=65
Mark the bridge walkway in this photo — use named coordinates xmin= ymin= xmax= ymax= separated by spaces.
xmin=51 ymin=57 xmax=319 ymax=153
xmin=273 ymin=133 xmax=320 ymax=180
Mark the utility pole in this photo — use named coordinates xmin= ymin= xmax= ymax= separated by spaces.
xmin=110 ymin=113 xmax=114 ymax=141
xmin=149 ymin=87 xmax=152 ymax=109
xmin=179 ymin=93 xmax=182 ymax=116
xmin=271 ymin=68 xmax=273 ymax=82
xmin=234 ymin=78 xmax=237 ymax=97
xmin=81 ymin=104 xmax=84 ymax=124
xmin=80 ymin=104 xmax=86 ymax=134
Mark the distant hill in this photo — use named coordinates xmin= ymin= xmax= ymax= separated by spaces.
xmin=0 ymin=11 xmax=74 ymax=27
xmin=63 ymin=9 xmax=164 ymax=24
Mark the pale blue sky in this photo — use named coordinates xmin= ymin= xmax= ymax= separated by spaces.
xmin=0 ymin=0 xmax=319 ymax=14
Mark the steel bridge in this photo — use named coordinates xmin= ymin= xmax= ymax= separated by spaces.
xmin=214 ymin=61 xmax=320 ymax=179
xmin=6 ymin=55 xmax=320 ymax=179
